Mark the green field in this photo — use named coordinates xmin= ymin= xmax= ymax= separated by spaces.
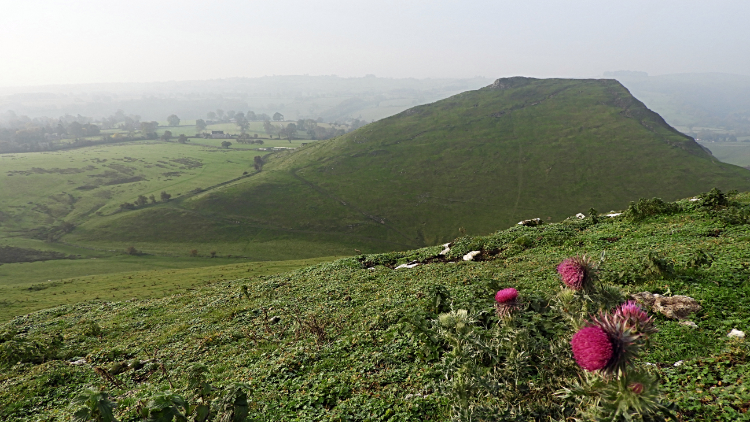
xmin=0 ymin=136 xmax=340 ymax=304
xmin=700 ymin=141 xmax=750 ymax=167
xmin=2 ymin=191 xmax=750 ymax=420
xmin=0 ymin=253 xmax=340 ymax=322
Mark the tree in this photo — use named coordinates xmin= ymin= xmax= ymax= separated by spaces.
xmin=226 ymin=110 xmax=236 ymax=120
xmin=190 ymin=249 xmax=198 ymax=257
xmin=281 ymin=123 xmax=297 ymax=142
xmin=161 ymin=130 xmax=173 ymax=141
xmin=235 ymin=114 xmax=249 ymax=133
xmin=263 ymin=120 xmax=277 ymax=137
xmin=167 ymin=114 xmax=180 ymax=126
xmin=196 ymin=119 xmax=207 ymax=131
xmin=207 ymin=112 xmax=216 ymax=120
xmin=68 ymin=121 xmax=85 ymax=137
xmin=135 ymin=195 xmax=149 ymax=206
xmin=126 ymin=246 xmax=139 ymax=255
xmin=272 ymin=112 xmax=284 ymax=121
xmin=216 ymin=109 xmax=225 ymax=120
xmin=210 ymin=251 xmax=217 ymax=258
xmin=160 ymin=191 xmax=171 ymax=202
xmin=177 ymin=134 xmax=188 ymax=144
xmin=221 ymin=141 xmax=232 ymax=149
xmin=246 ymin=111 xmax=256 ymax=121
xmin=254 ymin=155 xmax=263 ymax=171
xmin=149 ymin=194 xmax=156 ymax=204
xmin=140 ymin=121 xmax=158 ymax=139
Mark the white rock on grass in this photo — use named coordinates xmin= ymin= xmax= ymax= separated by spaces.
xmin=689 ymin=198 xmax=700 ymax=202
xmin=679 ymin=321 xmax=698 ymax=328
xmin=728 ymin=329 xmax=746 ymax=339
xmin=439 ymin=243 xmax=451 ymax=255
xmin=463 ymin=251 xmax=481 ymax=261
xmin=517 ymin=218 xmax=542 ymax=227
xmin=395 ymin=262 xmax=420 ymax=269
xmin=576 ymin=213 xmax=585 ymax=219
xmin=674 ymin=360 xmax=684 ymax=367
xmin=605 ymin=212 xmax=622 ymax=217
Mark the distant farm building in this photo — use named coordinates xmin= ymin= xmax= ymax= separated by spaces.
xmin=210 ymin=131 xmax=232 ymax=139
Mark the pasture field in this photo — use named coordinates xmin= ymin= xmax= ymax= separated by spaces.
xmin=0 ymin=140 xmax=258 ymax=235
xmin=699 ymin=141 xmax=750 ymax=167
xmin=0 ymin=254 xmax=340 ymax=322
xmin=0 ymin=138 xmax=333 ymax=305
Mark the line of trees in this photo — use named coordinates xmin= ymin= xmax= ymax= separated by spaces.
xmin=119 ymin=191 xmax=171 ymax=210
xmin=205 ymin=109 xmax=270 ymax=124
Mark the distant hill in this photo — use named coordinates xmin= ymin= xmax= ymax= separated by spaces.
xmin=68 ymin=77 xmax=750 ymax=255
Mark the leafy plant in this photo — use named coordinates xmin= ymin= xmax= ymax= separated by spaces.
xmin=698 ymin=187 xmax=729 ymax=209
xmin=215 ymin=384 xmax=249 ymax=422
xmin=625 ymin=197 xmax=681 ymax=221
xmin=72 ymin=388 xmax=118 ymax=422
xmin=137 ymin=391 xmax=188 ymax=422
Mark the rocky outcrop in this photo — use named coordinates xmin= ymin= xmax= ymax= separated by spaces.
xmin=632 ymin=292 xmax=701 ymax=320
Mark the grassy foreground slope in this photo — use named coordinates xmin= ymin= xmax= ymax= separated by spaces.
xmin=77 ymin=77 xmax=750 ymax=255
xmin=2 ymin=191 xmax=750 ymax=421
xmin=0 ymin=254 xmax=341 ymax=322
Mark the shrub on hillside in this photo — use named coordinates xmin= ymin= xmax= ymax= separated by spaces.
xmin=625 ymin=197 xmax=681 ymax=221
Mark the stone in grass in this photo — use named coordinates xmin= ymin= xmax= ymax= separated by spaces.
xmin=679 ymin=321 xmax=698 ymax=329
xmin=632 ymin=292 xmax=701 ymax=320
xmin=517 ymin=218 xmax=542 ymax=227
xmin=439 ymin=243 xmax=451 ymax=255
xmin=728 ymin=329 xmax=745 ymax=339
xmin=463 ymin=251 xmax=481 ymax=261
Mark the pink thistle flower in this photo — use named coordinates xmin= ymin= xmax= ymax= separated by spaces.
xmin=557 ymin=255 xmax=596 ymax=291
xmin=495 ymin=288 xmax=518 ymax=304
xmin=494 ymin=288 xmax=519 ymax=318
xmin=629 ymin=382 xmax=644 ymax=395
xmin=615 ymin=301 xmax=657 ymax=335
xmin=571 ymin=326 xmax=613 ymax=372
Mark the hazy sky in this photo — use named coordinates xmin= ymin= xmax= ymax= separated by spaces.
xmin=1 ymin=0 xmax=748 ymax=87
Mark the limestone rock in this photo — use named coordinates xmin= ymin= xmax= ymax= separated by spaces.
xmin=439 ymin=243 xmax=451 ymax=255
xmin=463 ymin=251 xmax=481 ymax=261
xmin=517 ymin=218 xmax=542 ymax=227
xmin=632 ymin=292 xmax=701 ymax=320
xmin=728 ymin=329 xmax=746 ymax=339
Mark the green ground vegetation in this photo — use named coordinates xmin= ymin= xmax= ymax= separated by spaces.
xmin=2 ymin=190 xmax=750 ymax=420
xmin=81 ymin=77 xmax=750 ymax=261
xmin=0 ymin=253 xmax=340 ymax=322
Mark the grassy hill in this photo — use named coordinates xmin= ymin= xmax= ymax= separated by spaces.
xmin=2 ymin=191 xmax=749 ymax=421
xmin=73 ymin=77 xmax=750 ymax=255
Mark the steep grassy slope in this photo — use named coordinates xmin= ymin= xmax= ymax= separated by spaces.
xmin=75 ymin=77 xmax=750 ymax=255
xmin=2 ymin=191 xmax=750 ymax=421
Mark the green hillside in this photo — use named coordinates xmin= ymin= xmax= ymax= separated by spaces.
xmin=72 ymin=77 xmax=750 ymax=255
xmin=2 ymin=191 xmax=750 ymax=421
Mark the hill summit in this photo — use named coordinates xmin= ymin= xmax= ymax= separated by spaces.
xmin=72 ymin=77 xmax=750 ymax=255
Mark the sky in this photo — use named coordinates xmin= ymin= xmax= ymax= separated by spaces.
xmin=1 ymin=0 xmax=749 ymax=87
